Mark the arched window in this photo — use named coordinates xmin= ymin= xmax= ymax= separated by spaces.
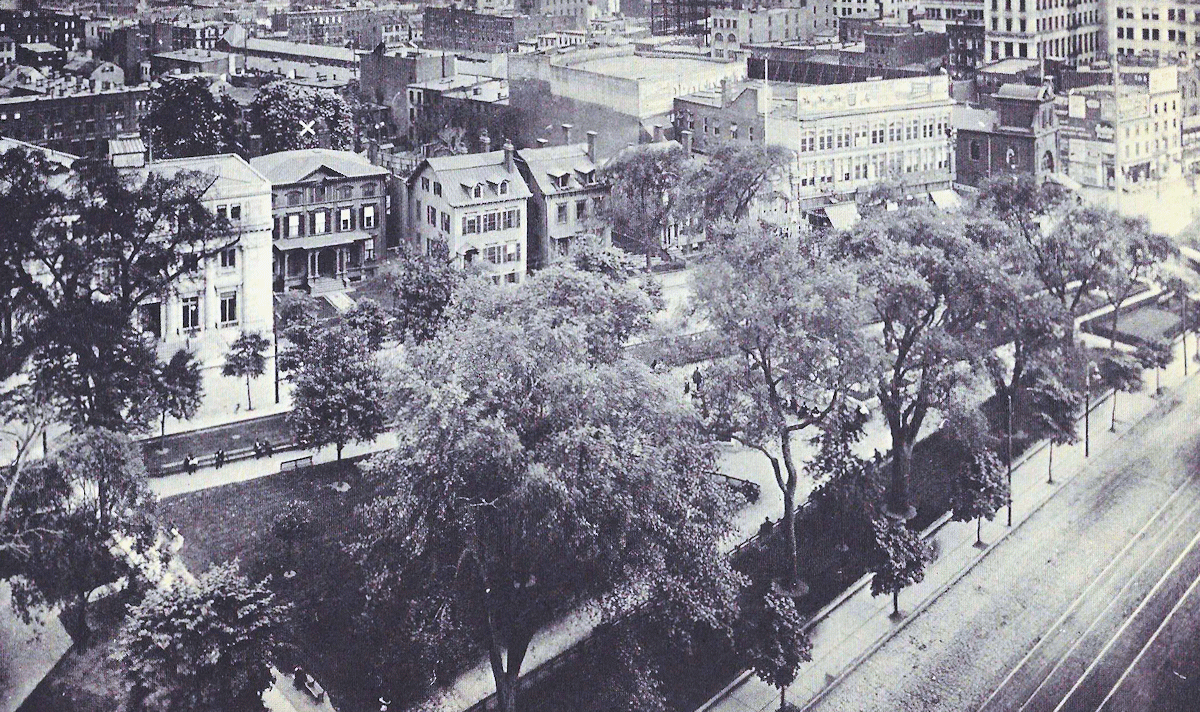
xmin=473 ymin=184 xmax=483 ymax=198
xmin=500 ymin=180 xmax=509 ymax=195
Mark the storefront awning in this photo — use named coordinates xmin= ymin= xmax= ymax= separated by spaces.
xmin=275 ymin=231 xmax=373 ymax=252
xmin=929 ymin=189 xmax=962 ymax=211
xmin=824 ymin=202 xmax=861 ymax=231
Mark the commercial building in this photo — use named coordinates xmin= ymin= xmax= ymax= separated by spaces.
xmin=150 ymin=48 xmax=240 ymax=78
xmin=516 ymin=129 xmax=609 ymax=268
xmin=983 ymin=0 xmax=1103 ymax=66
xmin=1108 ymin=3 xmax=1200 ymax=61
xmin=675 ymin=73 xmax=955 ymax=207
xmin=138 ymin=154 xmax=275 ymax=362
xmin=16 ymin=42 xmax=65 ymax=69
xmin=422 ymin=7 xmax=581 ymax=53
xmin=837 ymin=20 xmax=947 ymax=71
xmin=924 ymin=0 xmax=984 ymax=21
xmin=251 ymin=149 xmax=391 ymax=294
xmin=1180 ymin=65 xmax=1200 ymax=174
xmin=954 ymin=82 xmax=1058 ymax=187
xmin=0 ymin=9 xmax=83 ymax=51
xmin=0 ymin=83 xmax=149 ymax=157
xmin=359 ymin=44 xmax=458 ymax=137
xmin=650 ymin=0 xmax=716 ymax=36
xmin=709 ymin=7 xmax=820 ymax=60
xmin=286 ymin=6 xmax=413 ymax=48
xmin=1055 ymin=64 xmax=1182 ymax=188
xmin=407 ymin=143 xmax=532 ymax=283
xmin=217 ymin=28 xmax=360 ymax=83
xmin=947 ymin=19 xmax=986 ymax=74
xmin=745 ymin=42 xmax=936 ymax=82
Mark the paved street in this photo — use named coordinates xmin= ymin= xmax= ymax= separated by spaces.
xmin=801 ymin=345 xmax=1200 ymax=712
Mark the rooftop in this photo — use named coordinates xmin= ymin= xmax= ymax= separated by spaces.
xmin=148 ymin=154 xmax=270 ymax=200
xmin=995 ymin=83 xmax=1052 ymax=101
xmin=240 ymin=37 xmax=357 ymax=63
xmin=250 ymin=148 xmax=389 ymax=186
xmin=953 ymin=104 xmax=998 ymax=132
xmin=516 ymin=142 xmax=599 ymax=195
xmin=419 ymin=149 xmax=532 ymax=207
xmin=153 ymin=48 xmax=232 ymax=62
xmin=981 ymin=57 xmax=1039 ymax=75
xmin=19 ymin=42 xmax=62 ymax=53
xmin=572 ymin=53 xmax=731 ymax=82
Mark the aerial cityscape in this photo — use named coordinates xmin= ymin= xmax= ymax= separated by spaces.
xmin=1 ymin=0 xmax=1200 ymax=709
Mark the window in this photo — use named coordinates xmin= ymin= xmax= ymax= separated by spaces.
xmin=485 ymin=245 xmax=504 ymax=263
xmin=364 ymin=240 xmax=375 ymax=262
xmin=421 ymin=177 xmax=431 ymax=191
xmin=216 ymin=204 xmax=227 ymax=219
xmin=463 ymin=215 xmax=481 ymax=234
xmin=433 ymin=181 xmax=442 ymax=196
xmin=505 ymin=242 xmax=521 ymax=262
xmin=339 ymin=207 xmax=353 ymax=231
xmin=499 ymin=180 xmax=509 ymax=195
xmin=287 ymin=190 xmax=302 ymax=206
xmin=502 ymin=209 xmax=521 ymax=229
xmin=219 ymin=291 xmax=237 ymax=325
xmin=230 ymin=204 xmax=241 ymax=221
xmin=970 ymin=140 xmax=981 ymax=160
xmin=426 ymin=205 xmax=436 ymax=226
xmin=219 ymin=248 xmax=236 ymax=268
xmin=312 ymin=209 xmax=328 ymax=234
xmin=287 ymin=214 xmax=301 ymax=237
xmin=340 ymin=185 xmax=353 ymax=199
xmin=362 ymin=182 xmax=376 ymax=197
xmin=441 ymin=212 xmax=450 ymax=232
xmin=182 ymin=296 xmax=200 ymax=330
xmin=576 ymin=199 xmax=588 ymax=221
xmin=362 ymin=204 xmax=377 ymax=229
xmin=505 ymin=271 xmax=519 ymax=284
xmin=473 ymin=184 xmax=482 ymax=198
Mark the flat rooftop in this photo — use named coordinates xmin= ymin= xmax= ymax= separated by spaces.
xmin=573 ymin=54 xmax=730 ymax=81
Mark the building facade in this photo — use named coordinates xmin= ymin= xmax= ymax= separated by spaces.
xmin=1056 ymin=64 xmax=1182 ymax=188
xmin=250 ymin=149 xmax=391 ymax=294
xmin=360 ymin=45 xmax=458 ymax=137
xmin=0 ymin=84 xmax=149 ymax=157
xmin=139 ymin=154 xmax=275 ymax=360
xmin=422 ymin=7 xmax=580 ymax=53
xmin=983 ymin=0 xmax=1103 ymax=66
xmin=1108 ymin=2 xmax=1200 ymax=61
xmin=709 ymin=7 xmax=816 ymax=60
xmin=286 ymin=6 xmax=412 ymax=48
xmin=955 ymin=82 xmax=1059 ymax=187
xmin=947 ymin=19 xmax=986 ymax=74
xmin=516 ymin=130 xmax=609 ymax=268
xmin=408 ymin=143 xmax=531 ymax=283
xmin=0 ymin=9 xmax=83 ymax=51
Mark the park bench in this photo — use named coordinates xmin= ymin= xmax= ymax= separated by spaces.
xmin=280 ymin=455 xmax=314 ymax=472
xmin=292 ymin=667 xmax=325 ymax=703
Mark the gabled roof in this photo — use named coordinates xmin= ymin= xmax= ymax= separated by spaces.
xmin=515 ymin=143 xmax=600 ymax=195
xmin=953 ymin=105 xmax=997 ymax=132
xmin=250 ymin=148 xmax=389 ymax=186
xmin=148 ymin=154 xmax=270 ymax=200
xmin=414 ymin=149 xmax=531 ymax=208
xmin=240 ymin=37 xmax=356 ymax=64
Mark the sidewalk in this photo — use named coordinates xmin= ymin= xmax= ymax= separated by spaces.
xmin=697 ymin=336 xmax=1196 ymax=712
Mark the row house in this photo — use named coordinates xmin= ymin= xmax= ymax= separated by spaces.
xmin=407 ymin=142 xmax=532 ymax=284
xmin=0 ymin=83 xmax=149 ymax=157
xmin=516 ymin=128 xmax=608 ymax=269
xmin=250 ymin=149 xmax=391 ymax=294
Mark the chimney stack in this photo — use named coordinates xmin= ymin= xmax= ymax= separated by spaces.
xmin=586 ymin=130 xmax=597 ymax=164
xmin=561 ymin=123 xmax=573 ymax=144
xmin=503 ymin=139 xmax=514 ymax=172
xmin=480 ymin=131 xmax=491 ymax=152
xmin=681 ymin=129 xmax=693 ymax=157
xmin=537 ymin=138 xmax=549 ymax=147
xmin=653 ymin=124 xmax=664 ymax=142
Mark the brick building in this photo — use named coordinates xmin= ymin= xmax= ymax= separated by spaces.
xmin=286 ymin=6 xmax=412 ymax=48
xmin=0 ymin=9 xmax=83 ymax=51
xmin=0 ymin=83 xmax=149 ymax=156
xmin=359 ymin=44 xmax=457 ymax=137
xmin=954 ymin=82 xmax=1058 ymax=187
xmin=422 ymin=7 xmax=580 ymax=52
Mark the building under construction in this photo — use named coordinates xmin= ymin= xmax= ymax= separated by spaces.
xmin=651 ymin=0 xmax=723 ymax=35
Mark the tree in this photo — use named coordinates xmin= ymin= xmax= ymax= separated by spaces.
xmin=353 ymin=271 xmax=743 ymax=712
xmin=569 ymin=236 xmax=643 ymax=282
xmin=695 ymin=143 xmax=793 ymax=223
xmin=1098 ymin=353 xmax=1145 ymax=432
xmin=5 ymin=429 xmax=155 ymax=644
xmin=427 ymin=125 xmax=469 ymax=157
xmin=868 ymin=518 xmax=932 ymax=618
xmin=600 ymin=141 xmax=698 ymax=267
xmin=114 ymin=561 xmax=289 ymax=712
xmin=250 ymin=81 xmax=354 ymax=154
xmin=847 ymin=207 xmax=1002 ymax=520
xmin=344 ymin=298 xmax=391 ymax=351
xmin=0 ymin=384 xmax=56 ymax=566
xmin=740 ymin=590 xmax=811 ymax=711
xmin=270 ymin=501 xmax=314 ymax=571
xmin=1025 ymin=371 xmax=1081 ymax=484
xmin=691 ymin=223 xmax=870 ymax=591
xmin=1098 ymin=218 xmax=1175 ymax=347
xmin=949 ymin=449 xmax=1008 ymax=547
xmin=287 ymin=325 xmax=386 ymax=460
xmin=274 ymin=291 xmax=324 ymax=372
xmin=1 ymin=154 xmax=238 ymax=430
xmin=376 ymin=244 xmax=465 ymax=344
xmin=223 ymin=332 xmax=270 ymax=411
xmin=1135 ymin=338 xmax=1174 ymax=396
xmin=144 ymin=76 xmax=242 ymax=160
xmin=150 ymin=349 xmax=204 ymax=438
xmin=806 ymin=407 xmax=883 ymax=556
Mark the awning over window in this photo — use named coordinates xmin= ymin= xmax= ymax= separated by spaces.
xmin=929 ymin=189 xmax=961 ymax=211
xmin=275 ymin=230 xmax=373 ymax=252
xmin=824 ymin=202 xmax=861 ymax=231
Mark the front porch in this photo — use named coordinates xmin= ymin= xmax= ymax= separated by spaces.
xmin=273 ymin=233 xmax=375 ymax=295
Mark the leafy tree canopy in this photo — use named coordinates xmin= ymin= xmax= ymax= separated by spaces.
xmin=250 ymin=82 xmax=353 ymax=154
xmin=144 ymin=76 xmax=243 ymax=159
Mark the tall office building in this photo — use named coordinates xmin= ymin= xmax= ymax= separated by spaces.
xmin=983 ymin=0 xmax=1103 ymax=66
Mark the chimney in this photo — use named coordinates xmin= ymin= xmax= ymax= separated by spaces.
xmin=480 ymin=131 xmax=491 ymax=152
xmin=681 ymin=129 xmax=693 ymax=157
xmin=536 ymin=138 xmax=549 ymax=147
xmin=653 ymin=124 xmax=664 ymax=142
xmin=561 ymin=123 xmax=573 ymax=144
xmin=503 ymin=139 xmax=514 ymax=172
xmin=586 ymin=130 xmax=597 ymax=164
xmin=720 ymin=77 xmax=730 ymax=105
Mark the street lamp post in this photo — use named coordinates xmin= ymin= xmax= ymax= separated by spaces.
xmin=1006 ymin=389 xmax=1014 ymax=526
xmin=1085 ymin=361 xmax=1098 ymax=457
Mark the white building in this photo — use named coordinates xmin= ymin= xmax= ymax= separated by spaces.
xmin=983 ymin=0 xmax=1103 ymax=65
xmin=141 ymin=154 xmax=275 ymax=363
xmin=709 ymin=7 xmax=822 ymax=60
xmin=408 ymin=142 xmax=532 ymax=284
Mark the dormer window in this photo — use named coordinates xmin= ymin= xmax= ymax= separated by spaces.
xmin=578 ymin=170 xmax=596 ymax=185
xmin=500 ymin=180 xmax=509 ymax=195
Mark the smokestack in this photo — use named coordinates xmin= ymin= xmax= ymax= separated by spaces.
xmin=586 ymin=130 xmax=597 ymax=164
xmin=503 ymin=139 xmax=514 ymax=172
xmin=681 ymin=129 xmax=693 ymax=157
xmin=653 ymin=124 xmax=664 ymax=142
xmin=561 ymin=123 xmax=573 ymax=144
xmin=537 ymin=138 xmax=549 ymax=147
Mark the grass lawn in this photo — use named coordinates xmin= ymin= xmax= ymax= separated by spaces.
xmin=1111 ymin=305 xmax=1181 ymax=343
xmin=158 ymin=457 xmax=385 ymax=712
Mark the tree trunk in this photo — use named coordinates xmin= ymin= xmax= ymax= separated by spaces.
xmin=892 ymin=589 xmax=899 ymax=617
xmin=1156 ymin=366 xmax=1162 ymax=395
xmin=887 ymin=435 xmax=915 ymax=520
xmin=246 ymin=375 xmax=254 ymax=411
xmin=336 ymin=442 xmax=344 ymax=461
xmin=76 ymin=590 xmax=90 ymax=647
xmin=1047 ymin=442 xmax=1054 ymax=484
xmin=161 ymin=411 xmax=167 ymax=439
xmin=496 ymin=670 xmax=519 ymax=712
xmin=780 ymin=687 xmax=787 ymax=711
xmin=976 ymin=516 xmax=982 ymax=546
xmin=779 ymin=433 xmax=802 ymax=588
xmin=1111 ymin=391 xmax=1118 ymax=432
xmin=1110 ymin=305 xmax=1122 ymax=349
